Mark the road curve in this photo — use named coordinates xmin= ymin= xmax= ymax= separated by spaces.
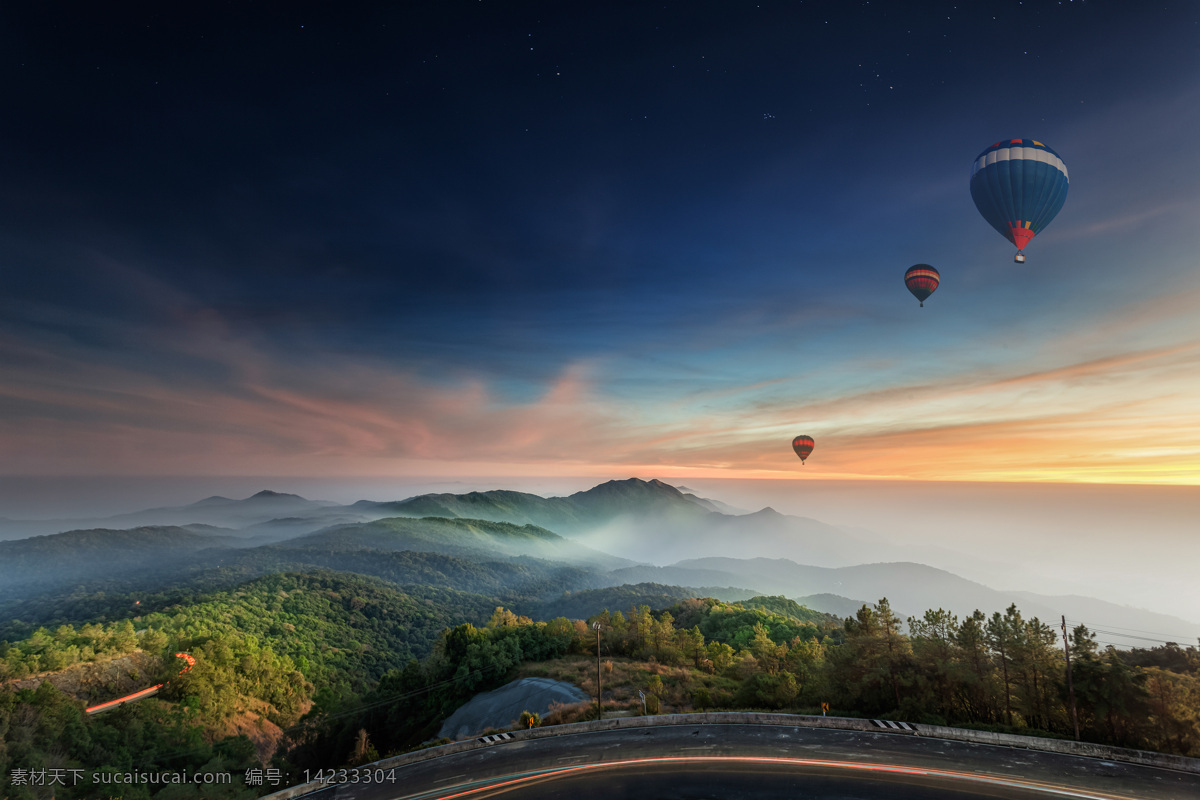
xmin=301 ymin=725 xmax=1198 ymax=800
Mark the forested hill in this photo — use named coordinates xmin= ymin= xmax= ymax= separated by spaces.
xmin=525 ymin=582 xmax=759 ymax=620
xmin=143 ymin=571 xmax=500 ymax=687
xmin=4 ymin=575 xmax=1200 ymax=800
xmin=0 ymin=515 xmax=709 ymax=639
xmin=0 ymin=477 xmax=719 ymax=541
xmin=286 ymin=516 xmax=632 ymax=568
xmin=0 ymin=526 xmax=241 ymax=597
xmin=1 ymin=570 xmax=499 ymax=691
xmin=0 ymin=569 xmax=504 ymax=800
xmin=738 ymin=595 xmax=837 ymax=623
xmin=358 ymin=490 xmax=589 ymax=532
xmin=353 ymin=477 xmax=713 ymax=533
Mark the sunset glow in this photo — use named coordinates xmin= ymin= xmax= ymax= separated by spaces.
xmin=1 ymin=5 xmax=1197 ymax=487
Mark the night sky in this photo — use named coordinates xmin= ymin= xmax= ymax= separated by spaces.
xmin=3 ymin=1 xmax=1199 ymax=485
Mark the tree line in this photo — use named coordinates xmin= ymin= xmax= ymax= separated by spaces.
xmin=2 ymin=586 xmax=1198 ymax=799
xmin=627 ymin=597 xmax=1198 ymax=756
xmin=301 ymin=595 xmax=1200 ymax=764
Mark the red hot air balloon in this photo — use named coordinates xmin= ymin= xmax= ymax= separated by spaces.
xmin=904 ymin=264 xmax=940 ymax=307
xmin=792 ymin=435 xmax=815 ymax=464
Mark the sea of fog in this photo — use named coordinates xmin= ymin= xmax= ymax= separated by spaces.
xmin=1 ymin=475 xmax=1196 ymax=627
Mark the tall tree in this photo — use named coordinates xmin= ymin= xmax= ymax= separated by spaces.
xmin=1142 ymin=667 xmax=1200 ymax=756
xmin=909 ymin=608 xmax=959 ymax=721
xmin=1069 ymin=626 xmax=1150 ymax=748
xmin=876 ymin=598 xmax=910 ymax=711
xmin=750 ymin=622 xmax=786 ymax=675
xmin=954 ymin=610 xmax=994 ymax=723
xmin=828 ymin=599 xmax=912 ymax=715
xmin=1016 ymin=617 xmax=1062 ymax=732
xmin=987 ymin=608 xmax=1017 ymax=725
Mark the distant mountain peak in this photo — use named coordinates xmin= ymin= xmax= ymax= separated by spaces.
xmin=189 ymin=495 xmax=234 ymax=507
xmin=749 ymin=506 xmax=783 ymax=517
xmin=248 ymin=490 xmax=304 ymax=500
xmin=569 ymin=477 xmax=691 ymax=503
xmin=557 ymin=478 xmax=721 ymax=525
xmin=584 ymin=477 xmax=682 ymax=494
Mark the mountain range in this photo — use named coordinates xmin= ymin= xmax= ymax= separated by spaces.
xmin=2 ymin=478 xmax=1196 ymax=645
xmin=1 ymin=480 xmax=696 ymax=537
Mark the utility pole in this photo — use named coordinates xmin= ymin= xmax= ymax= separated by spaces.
xmin=1061 ymin=615 xmax=1080 ymax=741
xmin=593 ymin=621 xmax=603 ymax=720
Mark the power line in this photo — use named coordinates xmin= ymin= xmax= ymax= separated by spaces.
xmin=1064 ymin=619 xmax=1198 ymax=643
xmin=1093 ymin=638 xmax=1149 ymax=648
xmin=1089 ymin=629 xmax=1189 ymax=645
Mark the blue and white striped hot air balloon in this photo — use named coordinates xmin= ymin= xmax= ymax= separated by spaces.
xmin=970 ymin=139 xmax=1068 ymax=263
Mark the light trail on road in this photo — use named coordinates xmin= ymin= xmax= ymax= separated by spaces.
xmin=402 ymin=755 xmax=1147 ymax=800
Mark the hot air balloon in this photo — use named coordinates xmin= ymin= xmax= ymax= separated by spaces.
xmin=904 ymin=264 xmax=939 ymax=307
xmin=792 ymin=435 xmax=814 ymax=464
xmin=970 ymin=139 xmax=1068 ymax=263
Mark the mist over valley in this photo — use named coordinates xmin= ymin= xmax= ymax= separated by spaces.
xmin=3 ymin=478 xmax=1195 ymax=646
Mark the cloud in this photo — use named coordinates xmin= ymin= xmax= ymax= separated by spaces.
xmin=5 ymin=210 xmax=1200 ymax=484
xmin=0 ymin=305 xmax=646 ymax=475
xmin=1057 ymin=201 xmax=1195 ymax=240
xmin=589 ymin=313 xmax=1200 ymax=483
xmin=8 ymin=294 xmax=1199 ymax=482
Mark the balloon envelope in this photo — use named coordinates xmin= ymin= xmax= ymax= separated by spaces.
xmin=904 ymin=264 xmax=940 ymax=307
xmin=970 ymin=139 xmax=1068 ymax=255
xmin=792 ymin=435 xmax=815 ymax=463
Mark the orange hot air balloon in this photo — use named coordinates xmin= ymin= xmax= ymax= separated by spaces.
xmin=792 ymin=435 xmax=815 ymax=464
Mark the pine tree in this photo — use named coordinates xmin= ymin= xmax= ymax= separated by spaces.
xmin=987 ymin=609 xmax=1016 ymax=725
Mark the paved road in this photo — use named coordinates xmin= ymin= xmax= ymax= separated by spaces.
xmin=437 ymin=677 xmax=589 ymax=740
xmin=310 ymin=725 xmax=1199 ymax=800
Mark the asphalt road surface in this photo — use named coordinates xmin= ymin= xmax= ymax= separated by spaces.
xmin=437 ymin=677 xmax=590 ymax=740
xmin=307 ymin=725 xmax=1198 ymax=800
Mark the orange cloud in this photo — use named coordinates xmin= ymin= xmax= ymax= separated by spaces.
xmin=4 ymin=256 xmax=1200 ymax=485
